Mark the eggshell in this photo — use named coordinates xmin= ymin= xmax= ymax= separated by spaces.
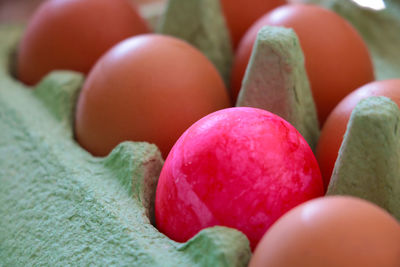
xmin=250 ymin=196 xmax=400 ymax=267
xmin=231 ymin=4 xmax=374 ymax=124
xmin=17 ymin=0 xmax=150 ymax=85
xmin=155 ymin=107 xmax=323 ymax=250
xmin=74 ymin=34 xmax=231 ymax=158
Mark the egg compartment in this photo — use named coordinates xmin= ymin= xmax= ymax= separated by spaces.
xmin=303 ymin=0 xmax=400 ymax=220
xmin=1 ymin=0 xmax=400 ymax=266
xmin=232 ymin=0 xmax=400 ymax=221
xmin=0 ymin=23 xmax=252 ymax=266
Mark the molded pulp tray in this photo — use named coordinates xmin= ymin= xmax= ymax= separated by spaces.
xmin=1 ymin=0 xmax=400 ymax=266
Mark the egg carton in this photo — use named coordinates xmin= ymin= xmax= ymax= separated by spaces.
xmin=0 ymin=0 xmax=399 ymax=266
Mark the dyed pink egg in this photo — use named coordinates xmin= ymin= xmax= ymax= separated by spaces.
xmin=155 ymin=107 xmax=323 ymax=250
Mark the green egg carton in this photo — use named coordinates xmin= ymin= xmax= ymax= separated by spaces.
xmin=304 ymin=0 xmax=400 ymax=221
xmin=0 ymin=24 xmax=250 ymax=266
xmin=1 ymin=0 xmax=400 ymax=266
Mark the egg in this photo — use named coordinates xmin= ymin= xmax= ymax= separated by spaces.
xmin=219 ymin=0 xmax=285 ymax=48
xmin=74 ymin=34 xmax=231 ymax=158
xmin=250 ymin=196 xmax=400 ymax=267
xmin=155 ymin=107 xmax=323 ymax=250
xmin=17 ymin=0 xmax=150 ymax=85
xmin=231 ymin=4 xmax=374 ymax=124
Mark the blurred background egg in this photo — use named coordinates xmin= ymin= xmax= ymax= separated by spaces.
xmin=16 ymin=0 xmax=150 ymax=85
xmin=249 ymin=196 xmax=400 ymax=267
xmin=219 ymin=0 xmax=285 ymax=48
xmin=231 ymin=4 xmax=374 ymax=123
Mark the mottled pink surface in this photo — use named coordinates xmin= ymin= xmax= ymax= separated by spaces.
xmin=155 ymin=107 xmax=323 ymax=250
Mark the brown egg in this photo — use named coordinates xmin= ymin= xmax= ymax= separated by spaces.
xmin=74 ymin=34 xmax=231 ymax=159
xmin=17 ymin=0 xmax=150 ymax=85
xmin=249 ymin=196 xmax=400 ymax=267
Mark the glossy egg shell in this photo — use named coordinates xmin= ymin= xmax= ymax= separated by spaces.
xmin=155 ymin=107 xmax=323 ymax=250
xmin=74 ymin=34 xmax=231 ymax=158
xmin=250 ymin=196 xmax=400 ymax=267
xmin=231 ymin=4 xmax=374 ymax=124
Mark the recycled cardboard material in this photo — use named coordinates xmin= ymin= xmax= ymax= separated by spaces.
xmin=158 ymin=0 xmax=233 ymax=87
xmin=2 ymin=0 xmax=400 ymax=264
xmin=236 ymin=26 xmax=320 ymax=150
xmin=327 ymin=96 xmax=400 ymax=221
xmin=0 ymin=25 xmax=250 ymax=267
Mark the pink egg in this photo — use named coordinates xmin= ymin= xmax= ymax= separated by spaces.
xmin=155 ymin=107 xmax=323 ymax=250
